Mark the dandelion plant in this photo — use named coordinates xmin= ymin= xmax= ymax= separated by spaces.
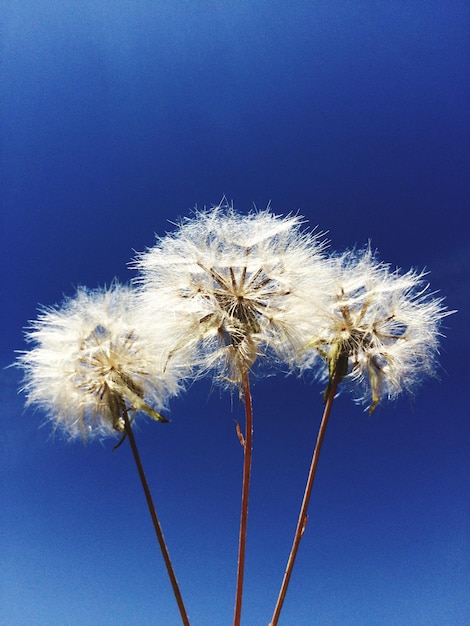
xmin=133 ymin=204 xmax=331 ymax=626
xmin=269 ymin=247 xmax=450 ymax=625
xmin=17 ymin=283 xmax=190 ymax=626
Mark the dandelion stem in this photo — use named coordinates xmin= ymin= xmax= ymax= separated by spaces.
xmin=233 ymin=370 xmax=254 ymax=626
xmin=269 ymin=371 xmax=340 ymax=626
xmin=122 ymin=410 xmax=190 ymax=626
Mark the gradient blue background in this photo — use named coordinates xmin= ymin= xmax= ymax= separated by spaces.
xmin=1 ymin=2 xmax=469 ymax=625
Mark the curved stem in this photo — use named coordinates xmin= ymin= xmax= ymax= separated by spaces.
xmin=269 ymin=372 xmax=340 ymax=626
xmin=122 ymin=410 xmax=190 ymax=626
xmin=233 ymin=371 xmax=254 ymax=626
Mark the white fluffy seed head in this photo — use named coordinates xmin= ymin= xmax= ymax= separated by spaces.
xmin=17 ymin=283 xmax=184 ymax=440
xmin=301 ymin=247 xmax=450 ymax=412
xmin=133 ymin=204 xmax=332 ymax=387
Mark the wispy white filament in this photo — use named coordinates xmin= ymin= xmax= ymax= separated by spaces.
xmin=301 ymin=248 xmax=450 ymax=412
xmin=18 ymin=206 xmax=451 ymax=428
xmin=18 ymin=283 xmax=184 ymax=439
xmin=133 ymin=204 xmax=332 ymax=386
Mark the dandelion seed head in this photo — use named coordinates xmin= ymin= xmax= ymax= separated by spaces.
xmin=17 ymin=284 xmax=183 ymax=440
xmin=133 ymin=204 xmax=331 ymax=387
xmin=303 ymin=248 xmax=450 ymax=412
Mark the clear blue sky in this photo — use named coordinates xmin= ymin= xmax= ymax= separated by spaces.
xmin=1 ymin=2 xmax=469 ymax=625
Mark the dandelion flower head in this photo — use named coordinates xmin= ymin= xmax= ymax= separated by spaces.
xmin=18 ymin=283 xmax=182 ymax=440
xmin=134 ymin=204 xmax=331 ymax=386
xmin=303 ymin=248 xmax=449 ymax=412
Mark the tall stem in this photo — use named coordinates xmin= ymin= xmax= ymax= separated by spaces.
xmin=233 ymin=371 xmax=254 ymax=626
xmin=122 ymin=410 xmax=190 ymax=626
xmin=269 ymin=372 xmax=340 ymax=626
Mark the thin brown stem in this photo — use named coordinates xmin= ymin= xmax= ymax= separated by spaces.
xmin=122 ymin=410 xmax=190 ymax=626
xmin=269 ymin=371 xmax=341 ymax=626
xmin=233 ymin=370 xmax=254 ymax=626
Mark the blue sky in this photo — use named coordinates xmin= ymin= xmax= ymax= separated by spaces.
xmin=1 ymin=2 xmax=469 ymax=625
